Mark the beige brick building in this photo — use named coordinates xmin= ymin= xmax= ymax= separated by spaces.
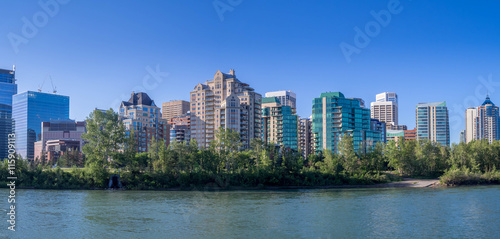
xmin=190 ymin=69 xmax=262 ymax=149
xmin=119 ymin=92 xmax=170 ymax=152
xmin=162 ymin=100 xmax=190 ymax=121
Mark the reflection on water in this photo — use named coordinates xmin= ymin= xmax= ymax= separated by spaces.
xmin=1 ymin=186 xmax=499 ymax=238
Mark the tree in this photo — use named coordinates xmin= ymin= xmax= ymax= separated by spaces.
xmin=82 ymin=109 xmax=126 ymax=167
xmin=81 ymin=108 xmax=125 ymax=186
xmin=211 ymin=128 xmax=242 ymax=173
xmin=339 ymin=134 xmax=359 ymax=175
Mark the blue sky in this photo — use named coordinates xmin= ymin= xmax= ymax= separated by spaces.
xmin=2 ymin=0 xmax=500 ymax=143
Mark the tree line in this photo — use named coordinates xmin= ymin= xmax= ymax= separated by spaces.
xmin=1 ymin=109 xmax=499 ymax=189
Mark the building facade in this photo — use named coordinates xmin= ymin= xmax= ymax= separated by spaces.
xmin=13 ymin=91 xmax=69 ymax=160
xmin=0 ymin=67 xmax=17 ymax=160
xmin=370 ymin=119 xmax=386 ymax=144
xmin=33 ymin=120 xmax=86 ymax=162
xmin=169 ymin=112 xmax=191 ymax=144
xmin=386 ymin=130 xmax=405 ymax=142
xmin=473 ymin=96 xmax=500 ymax=143
xmin=190 ymin=69 xmax=262 ymax=149
xmin=376 ymin=92 xmax=398 ymax=103
xmin=298 ymin=117 xmax=313 ymax=158
xmin=162 ymin=100 xmax=190 ymax=121
xmin=371 ymin=92 xmax=399 ymax=130
xmin=261 ymin=97 xmax=298 ymax=150
xmin=416 ymin=101 xmax=450 ymax=146
xmin=119 ymin=92 xmax=169 ymax=153
xmin=312 ymin=92 xmax=383 ymax=153
xmin=465 ymin=107 xmax=478 ymax=143
xmin=404 ymin=128 xmax=417 ymax=140
xmin=264 ymin=90 xmax=296 ymax=110
xmin=459 ymin=130 xmax=466 ymax=143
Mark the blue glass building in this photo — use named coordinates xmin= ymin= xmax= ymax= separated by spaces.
xmin=13 ymin=91 xmax=69 ymax=159
xmin=0 ymin=67 xmax=17 ymax=160
xmin=312 ymin=92 xmax=382 ymax=154
xmin=262 ymin=97 xmax=298 ymax=150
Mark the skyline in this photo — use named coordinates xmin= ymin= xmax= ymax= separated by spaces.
xmin=2 ymin=1 xmax=500 ymax=144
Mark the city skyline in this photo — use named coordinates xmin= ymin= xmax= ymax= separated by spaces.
xmin=3 ymin=1 xmax=500 ymax=144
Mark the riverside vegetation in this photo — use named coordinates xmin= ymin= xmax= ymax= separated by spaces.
xmin=1 ymin=110 xmax=499 ymax=190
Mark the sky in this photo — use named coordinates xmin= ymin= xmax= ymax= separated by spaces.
xmin=2 ymin=0 xmax=500 ymax=144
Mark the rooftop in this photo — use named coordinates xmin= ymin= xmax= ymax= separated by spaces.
xmin=262 ymin=97 xmax=281 ymax=104
xmin=416 ymin=101 xmax=446 ymax=107
xmin=481 ymin=95 xmax=495 ymax=106
xmin=319 ymin=92 xmax=345 ymax=98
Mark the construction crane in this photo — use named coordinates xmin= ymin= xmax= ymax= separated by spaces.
xmin=38 ymin=78 xmax=46 ymax=92
xmin=50 ymin=75 xmax=57 ymax=94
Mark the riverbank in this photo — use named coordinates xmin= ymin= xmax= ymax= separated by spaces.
xmin=160 ymin=178 xmax=440 ymax=191
xmin=11 ymin=178 xmax=443 ymax=191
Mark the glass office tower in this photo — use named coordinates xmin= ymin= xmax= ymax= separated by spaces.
xmin=0 ymin=67 xmax=17 ymax=160
xmin=13 ymin=91 xmax=69 ymax=160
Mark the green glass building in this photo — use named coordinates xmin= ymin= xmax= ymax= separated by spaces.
xmin=262 ymin=97 xmax=298 ymax=150
xmin=312 ymin=92 xmax=383 ymax=153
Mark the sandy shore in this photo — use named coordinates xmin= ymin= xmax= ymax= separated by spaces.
xmin=377 ymin=178 xmax=440 ymax=188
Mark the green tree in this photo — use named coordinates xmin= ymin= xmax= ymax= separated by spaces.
xmin=81 ymin=109 xmax=125 ymax=186
xmin=339 ymin=134 xmax=358 ymax=175
xmin=82 ymin=109 xmax=126 ymax=167
xmin=211 ymin=128 xmax=242 ymax=173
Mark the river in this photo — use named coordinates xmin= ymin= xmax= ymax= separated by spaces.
xmin=1 ymin=186 xmax=499 ymax=238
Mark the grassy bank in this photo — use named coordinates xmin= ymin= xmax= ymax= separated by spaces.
xmin=439 ymin=168 xmax=500 ymax=186
xmin=0 ymin=165 xmax=401 ymax=190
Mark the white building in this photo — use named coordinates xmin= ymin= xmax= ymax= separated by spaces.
xmin=371 ymin=92 xmax=398 ymax=127
xmin=265 ymin=90 xmax=297 ymax=110
xmin=465 ymin=107 xmax=477 ymax=143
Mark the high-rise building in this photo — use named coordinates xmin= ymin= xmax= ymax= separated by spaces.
xmin=13 ymin=91 xmax=70 ymax=160
xmin=169 ymin=112 xmax=191 ymax=144
xmin=261 ymin=97 xmax=298 ymax=150
xmin=459 ymin=130 xmax=466 ymax=143
xmin=371 ymin=92 xmax=398 ymax=129
xmin=312 ymin=92 xmax=383 ymax=153
xmin=298 ymin=117 xmax=313 ymax=158
xmin=376 ymin=92 xmax=398 ymax=103
xmin=389 ymin=124 xmax=407 ymax=130
xmin=33 ymin=120 xmax=86 ymax=162
xmin=349 ymin=98 xmax=366 ymax=108
xmin=473 ymin=95 xmax=499 ymax=143
xmin=162 ymin=100 xmax=190 ymax=121
xmin=119 ymin=92 xmax=169 ymax=153
xmin=0 ymin=66 xmax=17 ymax=160
xmin=465 ymin=107 xmax=477 ymax=143
xmin=265 ymin=91 xmax=296 ymax=110
xmin=190 ymin=69 xmax=262 ymax=149
xmin=416 ymin=101 xmax=450 ymax=146
xmin=370 ymin=119 xmax=386 ymax=143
